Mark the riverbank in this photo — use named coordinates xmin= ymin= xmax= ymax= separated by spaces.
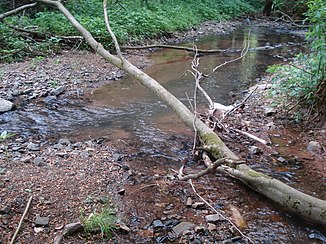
xmin=0 ymin=20 xmax=325 ymax=243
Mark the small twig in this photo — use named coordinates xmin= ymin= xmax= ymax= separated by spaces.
xmin=178 ymin=158 xmax=226 ymax=180
xmin=189 ymin=180 xmax=254 ymax=244
xmin=230 ymin=128 xmax=268 ymax=145
xmin=10 ymin=195 xmax=33 ymax=244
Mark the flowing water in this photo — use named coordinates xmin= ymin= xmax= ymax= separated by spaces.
xmin=2 ymin=24 xmax=325 ymax=242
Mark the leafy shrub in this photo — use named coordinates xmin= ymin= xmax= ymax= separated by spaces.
xmin=268 ymin=0 xmax=325 ymax=120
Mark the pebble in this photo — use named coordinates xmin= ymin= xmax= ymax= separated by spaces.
xmin=205 ymin=214 xmax=222 ymax=223
xmin=34 ymin=157 xmax=45 ymax=166
xmin=63 ymin=222 xmax=84 ymax=236
xmin=0 ymin=205 xmax=11 ymax=214
xmin=0 ymin=98 xmax=13 ymax=113
xmin=186 ymin=197 xmax=193 ymax=207
xmin=35 ymin=215 xmax=49 ymax=227
xmin=27 ymin=142 xmax=40 ymax=151
xmin=264 ymin=107 xmax=277 ymax=116
xmin=307 ymin=141 xmax=321 ymax=153
xmin=207 ymin=223 xmax=217 ymax=231
xmin=58 ymin=138 xmax=71 ymax=145
xmin=192 ymin=202 xmax=205 ymax=209
xmin=152 ymin=219 xmax=164 ymax=229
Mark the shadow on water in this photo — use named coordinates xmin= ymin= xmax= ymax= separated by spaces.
xmin=2 ymin=24 xmax=324 ymax=242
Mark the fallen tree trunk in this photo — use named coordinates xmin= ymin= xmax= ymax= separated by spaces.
xmin=218 ymin=164 xmax=326 ymax=226
xmin=34 ymin=0 xmax=326 ymax=226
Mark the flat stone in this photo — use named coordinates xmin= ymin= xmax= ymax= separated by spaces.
xmin=207 ymin=223 xmax=217 ymax=231
xmin=50 ymin=86 xmax=65 ymax=96
xmin=192 ymin=202 xmax=205 ymax=209
xmin=34 ymin=157 xmax=45 ymax=166
xmin=0 ymin=98 xmax=13 ymax=113
xmin=27 ymin=142 xmax=40 ymax=151
xmin=118 ymin=223 xmax=131 ymax=233
xmin=249 ymin=146 xmax=260 ymax=155
xmin=277 ymin=157 xmax=288 ymax=163
xmin=152 ymin=219 xmax=164 ymax=229
xmin=172 ymin=222 xmax=195 ymax=237
xmin=21 ymin=156 xmax=32 ymax=163
xmin=186 ymin=197 xmax=192 ymax=207
xmin=35 ymin=215 xmax=49 ymax=227
xmin=264 ymin=107 xmax=277 ymax=116
xmin=63 ymin=222 xmax=83 ymax=236
xmin=58 ymin=138 xmax=71 ymax=145
xmin=44 ymin=95 xmax=57 ymax=104
xmin=205 ymin=214 xmax=222 ymax=223
xmin=0 ymin=205 xmax=11 ymax=214
xmin=307 ymin=141 xmax=321 ymax=153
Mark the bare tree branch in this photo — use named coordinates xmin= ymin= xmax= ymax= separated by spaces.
xmin=178 ymin=158 xmax=226 ymax=180
xmin=0 ymin=2 xmax=37 ymax=21
xmin=103 ymin=0 xmax=123 ymax=59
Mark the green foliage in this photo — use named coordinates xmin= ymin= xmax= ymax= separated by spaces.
xmin=268 ymin=0 xmax=326 ymax=119
xmin=0 ymin=0 xmax=261 ymax=62
xmin=272 ymin=0 xmax=308 ymax=16
xmin=81 ymin=207 xmax=117 ymax=239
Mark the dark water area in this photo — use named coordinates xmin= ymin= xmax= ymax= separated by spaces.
xmin=2 ymin=24 xmax=325 ymax=242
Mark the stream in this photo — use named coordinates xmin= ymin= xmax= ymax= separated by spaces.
xmin=1 ymin=24 xmax=325 ymax=242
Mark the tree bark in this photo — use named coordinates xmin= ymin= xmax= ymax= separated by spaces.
xmin=218 ymin=164 xmax=326 ymax=225
xmin=34 ymin=0 xmax=326 ymax=226
xmin=263 ymin=0 xmax=273 ymax=16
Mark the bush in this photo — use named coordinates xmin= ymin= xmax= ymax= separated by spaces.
xmin=268 ymin=0 xmax=325 ymax=120
xmin=81 ymin=207 xmax=117 ymax=239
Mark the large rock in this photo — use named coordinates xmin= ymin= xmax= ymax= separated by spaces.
xmin=0 ymin=98 xmax=13 ymax=113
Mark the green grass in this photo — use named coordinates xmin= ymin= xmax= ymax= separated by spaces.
xmin=81 ymin=207 xmax=117 ymax=239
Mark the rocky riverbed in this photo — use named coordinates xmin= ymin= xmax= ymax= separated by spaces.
xmin=0 ymin=20 xmax=325 ymax=243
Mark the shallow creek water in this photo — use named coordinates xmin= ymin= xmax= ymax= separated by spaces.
xmin=2 ymin=25 xmax=325 ymax=241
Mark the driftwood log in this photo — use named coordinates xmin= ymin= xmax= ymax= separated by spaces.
xmin=14 ymin=0 xmax=326 ymax=226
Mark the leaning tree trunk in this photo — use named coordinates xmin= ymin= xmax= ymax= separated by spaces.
xmin=33 ymin=0 xmax=326 ymax=226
